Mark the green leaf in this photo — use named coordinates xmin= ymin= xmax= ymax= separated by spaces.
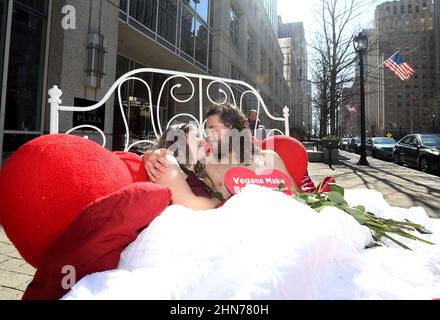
xmin=326 ymin=192 xmax=347 ymax=205
xmin=330 ymin=184 xmax=345 ymax=196
xmin=344 ymin=207 xmax=369 ymax=224
xmin=278 ymin=183 xmax=286 ymax=191
xmin=314 ymin=205 xmax=331 ymax=213
xmin=306 ymin=196 xmax=322 ymax=204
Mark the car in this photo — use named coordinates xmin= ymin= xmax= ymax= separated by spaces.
xmin=366 ymin=137 xmax=397 ymax=160
xmin=340 ymin=138 xmax=352 ymax=151
xmin=393 ymin=134 xmax=440 ymax=173
xmin=347 ymin=138 xmax=361 ymax=154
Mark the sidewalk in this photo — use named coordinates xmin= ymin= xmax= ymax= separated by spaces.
xmin=0 ymin=227 xmax=36 ymax=300
xmin=1 ymin=151 xmax=439 ymax=299
xmin=309 ymin=151 xmax=440 ymax=219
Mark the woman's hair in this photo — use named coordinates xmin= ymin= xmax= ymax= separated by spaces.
xmin=156 ymin=123 xmax=205 ymax=176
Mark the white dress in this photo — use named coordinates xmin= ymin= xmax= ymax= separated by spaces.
xmin=63 ymin=185 xmax=440 ymax=300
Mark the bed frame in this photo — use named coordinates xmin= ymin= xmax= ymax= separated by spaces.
xmin=48 ymin=68 xmax=290 ymax=152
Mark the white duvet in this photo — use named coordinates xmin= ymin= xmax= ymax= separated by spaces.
xmin=63 ymin=185 xmax=440 ymax=300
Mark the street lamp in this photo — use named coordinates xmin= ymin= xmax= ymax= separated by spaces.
xmin=353 ymin=32 xmax=369 ymax=166
xmin=433 ymin=113 xmax=437 ymax=133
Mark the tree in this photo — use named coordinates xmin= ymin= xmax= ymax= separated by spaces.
xmin=310 ymin=0 xmax=380 ymax=137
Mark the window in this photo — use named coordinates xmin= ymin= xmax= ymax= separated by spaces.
xmin=247 ymin=30 xmax=255 ymax=65
xmin=4 ymin=1 xmax=48 ymax=131
xmin=120 ymin=0 xmax=128 ymax=12
xmin=2 ymin=0 xmax=49 ymax=164
xmin=158 ymin=0 xmax=177 ymax=44
xmin=184 ymin=0 xmax=209 ymax=22
xmin=400 ymin=5 xmax=404 ymax=14
xmin=229 ymin=6 xmax=239 ymax=49
xmin=130 ymin=0 xmax=158 ymax=31
xmin=194 ymin=19 xmax=208 ymax=65
xmin=408 ymin=4 xmax=412 ymax=14
xmin=415 ymin=5 xmax=419 ymax=13
xmin=261 ymin=49 xmax=267 ymax=82
xmin=180 ymin=6 xmax=195 ymax=57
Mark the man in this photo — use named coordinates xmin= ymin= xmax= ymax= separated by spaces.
xmin=248 ymin=110 xmax=267 ymax=141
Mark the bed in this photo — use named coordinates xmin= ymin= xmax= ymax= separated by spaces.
xmin=1 ymin=69 xmax=440 ymax=300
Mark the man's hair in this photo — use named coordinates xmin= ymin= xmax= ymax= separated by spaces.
xmin=206 ymin=103 xmax=260 ymax=164
xmin=206 ymin=103 xmax=249 ymax=131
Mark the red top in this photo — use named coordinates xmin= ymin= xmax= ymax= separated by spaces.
xmin=186 ymin=172 xmax=212 ymax=198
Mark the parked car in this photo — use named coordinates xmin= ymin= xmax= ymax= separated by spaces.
xmin=347 ymin=138 xmax=361 ymax=154
xmin=366 ymin=137 xmax=397 ymax=160
xmin=393 ymin=134 xmax=440 ymax=173
xmin=340 ymin=138 xmax=352 ymax=151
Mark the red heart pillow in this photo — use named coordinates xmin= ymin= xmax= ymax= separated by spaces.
xmin=261 ymin=136 xmax=308 ymax=187
xmin=0 ymin=135 xmax=142 ymax=268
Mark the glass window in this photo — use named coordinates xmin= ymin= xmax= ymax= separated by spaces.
xmin=195 ymin=0 xmax=209 ymax=22
xmin=194 ymin=19 xmax=207 ymax=65
xmin=229 ymin=6 xmax=239 ymax=49
xmin=4 ymin=3 xmax=47 ymax=131
xmin=247 ymin=30 xmax=254 ymax=65
xmin=409 ymin=136 xmax=420 ymax=145
xmin=158 ymin=0 xmax=177 ymax=44
xmin=130 ymin=0 xmax=157 ymax=32
xmin=0 ymin=0 xmax=7 ymax=101
xmin=180 ymin=6 xmax=195 ymax=57
xmin=421 ymin=135 xmax=440 ymax=146
xmin=14 ymin=0 xmax=47 ymax=14
xmin=2 ymin=133 xmax=39 ymax=163
xmin=183 ymin=0 xmax=209 ymax=22
xmin=120 ymin=0 xmax=128 ymax=12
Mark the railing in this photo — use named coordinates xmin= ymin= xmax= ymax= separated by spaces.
xmin=48 ymin=68 xmax=291 ymax=152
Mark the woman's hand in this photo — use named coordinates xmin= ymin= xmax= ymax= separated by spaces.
xmin=142 ymin=149 xmax=170 ymax=182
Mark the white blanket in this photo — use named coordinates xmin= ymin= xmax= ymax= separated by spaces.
xmin=63 ymin=186 xmax=440 ymax=300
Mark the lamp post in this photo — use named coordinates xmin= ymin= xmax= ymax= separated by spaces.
xmin=433 ymin=113 xmax=436 ymax=133
xmin=353 ymin=32 xmax=369 ymax=166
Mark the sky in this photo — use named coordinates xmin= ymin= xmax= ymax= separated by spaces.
xmin=278 ymin=0 xmax=389 ymax=44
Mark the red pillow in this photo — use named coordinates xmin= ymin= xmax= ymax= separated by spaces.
xmin=0 ymin=134 xmax=135 ymax=268
xmin=22 ymin=182 xmax=171 ymax=300
xmin=262 ymin=136 xmax=308 ymax=187
xmin=113 ymin=151 xmax=149 ymax=183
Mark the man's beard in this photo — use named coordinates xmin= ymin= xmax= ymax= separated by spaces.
xmin=210 ymin=137 xmax=231 ymax=163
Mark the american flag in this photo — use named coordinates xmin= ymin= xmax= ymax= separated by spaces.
xmin=384 ymin=53 xmax=416 ymax=81
xmin=346 ymin=101 xmax=357 ymax=113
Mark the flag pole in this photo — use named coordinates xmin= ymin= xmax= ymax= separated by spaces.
xmin=366 ymin=50 xmax=400 ymax=80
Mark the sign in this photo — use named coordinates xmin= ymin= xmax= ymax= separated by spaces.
xmin=225 ymin=167 xmax=294 ymax=196
xmin=73 ymin=98 xmax=105 ymax=130
xmin=387 ymin=132 xmax=393 ymax=139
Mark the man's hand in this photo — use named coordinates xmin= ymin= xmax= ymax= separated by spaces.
xmin=142 ymin=149 xmax=170 ymax=182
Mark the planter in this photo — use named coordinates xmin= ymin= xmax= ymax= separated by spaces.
xmin=320 ymin=139 xmax=340 ymax=150
xmin=319 ymin=139 xmax=341 ymax=166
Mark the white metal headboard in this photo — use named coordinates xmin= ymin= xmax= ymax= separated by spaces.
xmin=48 ymin=68 xmax=290 ymax=152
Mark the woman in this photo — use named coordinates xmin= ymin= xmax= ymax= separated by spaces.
xmin=152 ymin=123 xmax=221 ymax=210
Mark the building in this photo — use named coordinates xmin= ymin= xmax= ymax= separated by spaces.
xmin=210 ymin=0 xmax=291 ymax=131
xmin=278 ymin=20 xmax=309 ymax=135
xmin=261 ymin=0 xmax=278 ymax=36
xmin=277 ymin=37 xmax=303 ymax=130
xmin=435 ymin=0 xmax=440 ymax=77
xmin=0 ymin=0 xmax=294 ymax=166
xmin=367 ymin=0 xmax=436 ymax=138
